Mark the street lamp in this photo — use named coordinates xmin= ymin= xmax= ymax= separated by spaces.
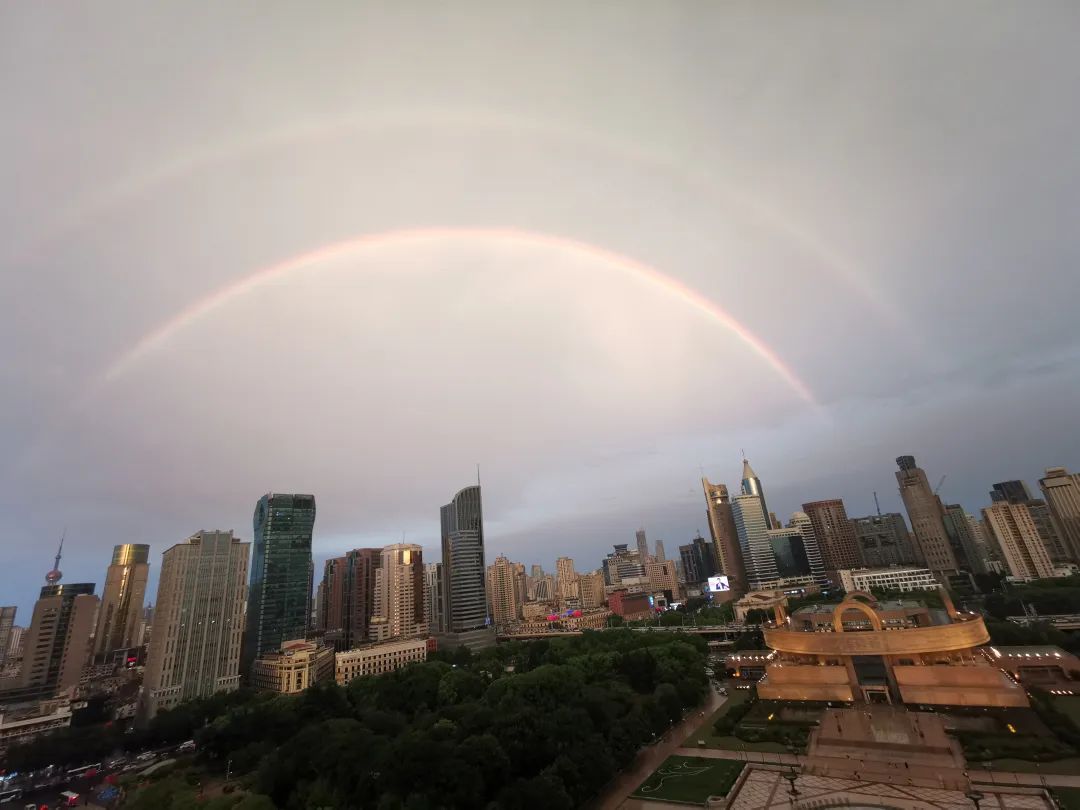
xmin=784 ymin=767 xmax=800 ymax=803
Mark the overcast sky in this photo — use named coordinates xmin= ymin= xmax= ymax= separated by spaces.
xmin=2 ymin=3 xmax=1079 ymax=617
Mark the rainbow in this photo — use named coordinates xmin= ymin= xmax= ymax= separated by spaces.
xmin=100 ymin=227 xmax=817 ymax=406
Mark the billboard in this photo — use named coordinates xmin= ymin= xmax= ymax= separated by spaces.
xmin=705 ymin=575 xmax=730 ymax=593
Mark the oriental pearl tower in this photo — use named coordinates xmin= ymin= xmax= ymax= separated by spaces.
xmin=45 ymin=531 xmax=64 ymax=585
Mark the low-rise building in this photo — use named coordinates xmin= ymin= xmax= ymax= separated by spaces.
xmin=0 ymin=698 xmax=72 ymax=752
xmin=986 ymin=645 xmax=1080 ymax=690
xmin=506 ymin=608 xmax=611 ymax=634
xmin=250 ymin=640 xmax=335 ymax=695
xmin=335 ymin=637 xmax=428 ymax=685
xmin=838 ymin=566 xmax=938 ymax=594
xmin=607 ymin=590 xmax=652 ymax=620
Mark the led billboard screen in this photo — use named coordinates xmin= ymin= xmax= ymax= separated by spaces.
xmin=705 ymin=575 xmax=730 ymax=593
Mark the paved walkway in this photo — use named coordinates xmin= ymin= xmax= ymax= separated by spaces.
xmin=591 ymin=690 xmax=726 ymax=810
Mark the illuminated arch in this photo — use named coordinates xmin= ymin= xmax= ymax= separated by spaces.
xmin=832 ymin=597 xmax=883 ymax=633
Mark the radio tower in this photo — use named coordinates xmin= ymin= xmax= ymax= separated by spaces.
xmin=45 ymin=530 xmax=65 ymax=585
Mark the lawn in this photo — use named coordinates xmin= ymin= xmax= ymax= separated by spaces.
xmin=631 ymin=755 xmax=745 ymax=805
xmin=683 ymin=691 xmax=748 ymax=747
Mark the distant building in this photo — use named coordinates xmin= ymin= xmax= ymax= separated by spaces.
xmin=645 ymin=559 xmax=678 ymax=595
xmin=983 ymin=502 xmax=1055 ymax=581
xmin=602 ymin=544 xmax=646 ymax=586
xmin=0 ymin=607 xmax=14 ymax=668
xmin=678 ymin=536 xmax=716 ymax=586
xmin=140 ymin=530 xmax=249 ymax=722
xmin=802 ymin=499 xmax=861 ymax=577
xmin=438 ymin=484 xmax=495 ymax=650
xmin=991 ymin=480 xmax=1072 ymax=564
xmin=702 ymin=478 xmax=748 ymax=593
xmin=423 ymin=562 xmax=443 ymax=634
xmin=244 ymin=494 xmax=316 ymax=674
xmin=852 ymin=513 xmax=915 ymax=568
xmin=837 ymin=566 xmax=939 ymax=594
xmin=767 ymin=512 xmax=828 ymax=589
xmin=1040 ymin=467 xmax=1080 ymax=562
xmin=94 ymin=544 xmax=150 ymax=661
xmin=335 ymin=637 xmax=428 ymax=685
xmin=895 ymin=455 xmax=960 ymax=578
xmin=0 ymin=698 xmax=72 ymax=752
xmin=607 ymin=590 xmax=652 ymax=620
xmin=486 ymin=555 xmax=521 ymax=628
xmin=942 ymin=505 xmax=990 ymax=575
xmin=21 ymin=583 xmax=98 ymax=698
xmin=370 ymin=544 xmax=424 ymax=642
xmin=250 ymin=639 xmax=334 ymax=694
xmin=578 ymin=571 xmax=606 ymax=610
xmin=635 ymin=528 xmax=650 ymax=562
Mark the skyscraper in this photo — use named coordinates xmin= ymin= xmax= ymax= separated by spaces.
xmin=895 ymin=455 xmax=960 ymax=579
xmin=702 ymin=477 xmax=748 ymax=593
xmin=141 ymin=530 xmax=249 ymax=722
xmin=578 ymin=571 xmax=606 ymax=609
xmin=635 ymin=528 xmax=650 ymax=562
xmin=439 ymin=484 xmax=494 ymax=649
xmin=1040 ymin=467 xmax=1080 ymax=561
xmin=603 ymin=544 xmax=646 ymax=585
xmin=732 ymin=489 xmax=776 ymax=589
xmin=486 ymin=555 xmax=520 ymax=627
xmin=244 ymin=494 xmax=316 ymax=673
xmin=766 ymin=512 xmax=828 ymax=587
xmin=555 ymin=556 xmax=579 ymax=603
xmin=802 ymin=499 xmax=861 ymax=579
xmin=0 ymin=607 xmax=14 ymax=668
xmin=851 ymin=513 xmax=916 ymax=568
xmin=982 ymin=502 xmax=1055 ymax=581
xmin=318 ymin=548 xmax=381 ymax=649
xmin=423 ymin=562 xmax=443 ymax=633
xmin=93 ymin=544 xmax=150 ymax=660
xmin=943 ymin=505 xmax=990 ymax=574
xmin=991 ymin=480 xmax=1073 ymax=564
xmin=654 ymin=540 xmax=666 ymax=563
xmin=679 ymin=542 xmax=705 ymax=586
xmin=371 ymin=544 xmax=424 ymax=641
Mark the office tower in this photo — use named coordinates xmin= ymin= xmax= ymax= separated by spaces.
xmin=1040 ymin=467 xmax=1080 ymax=561
xmin=852 ymin=513 xmax=916 ymax=568
xmin=318 ymin=548 xmax=381 ymax=649
xmin=439 ymin=484 xmax=494 ymax=648
xmin=991 ymin=480 xmax=1073 ymax=564
xmin=578 ymin=571 xmax=606 ymax=609
xmin=371 ymin=544 xmax=424 ymax=641
xmin=93 ymin=544 xmax=150 ymax=660
xmin=602 ymin=544 xmax=646 ymax=586
xmin=645 ymin=559 xmax=678 ymax=594
xmin=141 ymin=530 xmax=249 ymax=721
xmin=244 ymin=494 xmax=316 ymax=673
xmin=424 ymin=562 xmax=444 ymax=633
xmin=21 ymin=583 xmax=98 ymax=696
xmin=513 ymin=562 xmax=528 ymax=613
xmin=655 ymin=540 xmax=666 ymax=563
xmin=801 ymin=499 xmax=861 ymax=578
xmin=0 ymin=607 xmax=14 ymax=667
xmin=943 ymin=506 xmax=989 ymax=574
xmin=895 ymin=455 xmax=960 ymax=578
xmin=732 ymin=489 xmax=777 ymax=589
xmin=767 ymin=513 xmax=827 ymax=587
xmin=555 ymin=556 xmax=579 ymax=603
xmin=635 ymin=529 xmax=650 ymax=562
xmin=679 ymin=543 xmax=703 ymax=585
xmin=702 ymin=477 xmax=748 ymax=593
xmin=983 ymin=502 xmax=1054 ymax=581
xmin=486 ymin=555 xmax=520 ymax=627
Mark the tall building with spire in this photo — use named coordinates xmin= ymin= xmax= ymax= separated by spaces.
xmin=439 ymin=484 xmax=495 ymax=649
xmin=244 ymin=494 xmax=316 ymax=674
xmin=702 ymin=477 xmax=747 ymax=593
xmin=94 ymin=544 xmax=150 ymax=660
xmin=895 ymin=455 xmax=961 ymax=580
xmin=1040 ymin=467 xmax=1080 ymax=562
xmin=732 ymin=459 xmax=777 ymax=589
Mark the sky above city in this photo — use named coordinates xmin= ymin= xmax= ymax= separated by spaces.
xmin=2 ymin=3 xmax=1079 ymax=615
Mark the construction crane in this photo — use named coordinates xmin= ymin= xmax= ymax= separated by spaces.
xmin=873 ymin=491 xmax=882 ymax=516
xmin=933 ymin=474 xmax=947 ymax=496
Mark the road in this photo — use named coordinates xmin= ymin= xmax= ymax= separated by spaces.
xmin=591 ymin=689 xmax=727 ymax=810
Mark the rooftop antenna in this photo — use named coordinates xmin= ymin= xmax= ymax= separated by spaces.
xmin=933 ymin=474 xmax=947 ymax=496
xmin=46 ymin=528 xmax=65 ymax=585
xmin=873 ymin=491 xmax=882 ymax=516
xmin=476 ymin=463 xmax=481 ymax=487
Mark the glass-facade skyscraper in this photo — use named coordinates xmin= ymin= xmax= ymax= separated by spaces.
xmin=244 ymin=493 xmax=316 ymax=673
xmin=440 ymin=485 xmax=488 ymax=634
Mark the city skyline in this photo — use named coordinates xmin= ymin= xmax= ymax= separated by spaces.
xmin=2 ymin=4 xmax=1080 ymax=619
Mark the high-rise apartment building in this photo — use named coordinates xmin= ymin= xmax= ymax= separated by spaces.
xmin=991 ymin=480 xmax=1073 ymax=564
xmin=802 ymin=500 xmax=861 ymax=578
xmin=578 ymin=571 xmax=606 ymax=609
xmin=851 ymin=513 xmax=916 ymax=568
xmin=982 ymin=502 xmax=1055 ymax=581
xmin=371 ymin=544 xmax=424 ymax=641
xmin=895 ymin=456 xmax=960 ymax=578
xmin=439 ymin=485 xmax=494 ymax=648
xmin=942 ymin=505 xmax=990 ymax=574
xmin=424 ymin=562 xmax=444 ymax=634
xmin=140 ymin=530 xmax=249 ymax=722
xmin=244 ymin=494 xmax=316 ymax=674
xmin=93 ymin=544 xmax=150 ymax=660
xmin=21 ymin=584 xmax=97 ymax=696
xmin=1040 ymin=467 xmax=1080 ymax=562
xmin=555 ymin=556 xmax=579 ymax=603
xmin=635 ymin=529 xmax=650 ymax=562
xmin=0 ymin=607 xmax=15 ymax=668
xmin=645 ymin=559 xmax=678 ymax=594
xmin=486 ymin=555 xmax=520 ymax=627
xmin=702 ymin=477 xmax=748 ymax=593
xmin=318 ymin=548 xmax=381 ymax=649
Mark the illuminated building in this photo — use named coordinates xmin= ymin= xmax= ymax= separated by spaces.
xmin=334 ymin=637 xmax=428 ymax=684
xmin=93 ymin=544 xmax=150 ymax=660
xmin=250 ymin=639 xmax=334 ymax=694
xmin=370 ymin=544 xmax=425 ymax=642
xmin=756 ymin=590 xmax=1027 ymax=706
xmin=837 ymin=566 xmax=938 ymax=593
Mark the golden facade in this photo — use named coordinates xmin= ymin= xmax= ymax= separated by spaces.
xmin=756 ymin=590 xmax=1028 ymax=707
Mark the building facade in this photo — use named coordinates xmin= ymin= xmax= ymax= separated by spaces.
xmin=702 ymin=477 xmax=748 ymax=594
xmin=140 ymin=530 xmax=249 ymax=722
xmin=983 ymin=501 xmax=1055 ymax=581
xmin=370 ymin=544 xmax=424 ymax=642
xmin=244 ymin=494 xmax=316 ymax=674
xmin=852 ymin=513 xmax=915 ymax=568
xmin=802 ymin=499 xmax=861 ymax=576
xmin=439 ymin=485 xmax=494 ymax=649
xmin=635 ymin=528 xmax=650 ymax=562
xmin=20 ymin=584 xmax=97 ymax=697
xmin=93 ymin=544 xmax=150 ymax=661
xmin=578 ymin=571 xmax=606 ymax=609
xmin=895 ymin=455 xmax=960 ymax=578
xmin=837 ymin=566 xmax=939 ymax=593
xmin=486 ymin=555 xmax=520 ymax=628
xmin=335 ymin=637 xmax=428 ymax=685
xmin=250 ymin=639 xmax=334 ymax=694
xmin=423 ymin=562 xmax=443 ymax=634
xmin=318 ymin=548 xmax=381 ymax=650
xmin=1040 ymin=467 xmax=1080 ymax=562
xmin=0 ymin=607 xmax=14 ymax=669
